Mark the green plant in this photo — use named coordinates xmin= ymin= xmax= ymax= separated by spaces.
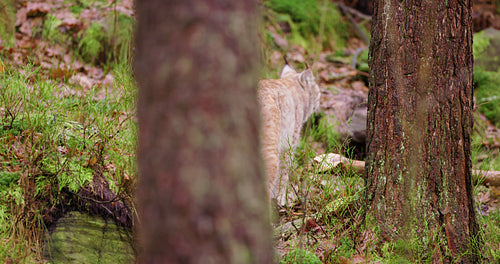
xmin=480 ymin=211 xmax=500 ymax=262
xmin=42 ymin=14 xmax=69 ymax=45
xmin=337 ymin=236 xmax=354 ymax=257
xmin=107 ymin=13 xmax=135 ymax=65
xmin=264 ymin=0 xmax=348 ymax=51
xmin=76 ymin=13 xmax=135 ymax=66
xmin=473 ymin=31 xmax=490 ymax=58
xmin=68 ymin=0 xmax=92 ymax=15
xmin=473 ymin=69 xmax=500 ymax=127
xmin=472 ymin=29 xmax=500 ymax=127
xmin=280 ymin=248 xmax=321 ymax=264
xmin=0 ymin=61 xmax=137 ymax=261
xmin=309 ymin=113 xmax=342 ymax=153
xmin=0 ymin=172 xmax=20 ymax=189
xmin=471 ymin=120 xmax=500 ymax=172
xmin=78 ymin=22 xmax=105 ymax=63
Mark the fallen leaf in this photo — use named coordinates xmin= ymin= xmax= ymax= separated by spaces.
xmin=84 ymin=156 xmax=97 ymax=167
xmin=15 ymin=7 xmax=28 ymax=27
xmin=19 ymin=20 xmax=32 ymax=36
xmin=69 ymin=73 xmax=93 ymax=90
xmin=57 ymin=146 xmax=68 ymax=154
xmin=350 ymin=255 xmax=372 ymax=264
xmin=299 ymin=218 xmax=318 ymax=233
xmin=50 ymin=68 xmax=73 ymax=80
xmin=26 ymin=2 xmax=51 ymax=17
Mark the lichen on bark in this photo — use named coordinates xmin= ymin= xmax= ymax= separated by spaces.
xmin=363 ymin=0 xmax=481 ymax=262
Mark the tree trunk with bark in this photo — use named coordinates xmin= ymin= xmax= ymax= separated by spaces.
xmin=364 ymin=0 xmax=481 ymax=262
xmin=135 ymin=1 xmax=273 ymax=263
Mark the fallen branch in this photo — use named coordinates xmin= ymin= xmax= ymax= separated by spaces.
xmin=474 ymin=169 xmax=500 ymax=187
xmin=337 ymin=2 xmax=370 ymax=45
xmin=312 ymin=153 xmax=500 ymax=187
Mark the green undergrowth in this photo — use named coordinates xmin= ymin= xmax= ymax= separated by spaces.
xmin=472 ymin=30 xmax=500 ymax=127
xmin=260 ymin=0 xmax=356 ymax=78
xmin=67 ymin=0 xmax=93 ymax=15
xmin=280 ymin=248 xmax=321 ymax=264
xmin=480 ymin=210 xmax=500 ymax=262
xmin=473 ymin=69 xmax=500 ymax=127
xmin=0 ymin=63 xmax=136 ymax=262
xmin=77 ymin=13 xmax=135 ymax=65
xmin=472 ymin=121 xmax=500 ymax=172
xmin=40 ymin=3 xmax=135 ymax=66
xmin=268 ymin=20 xmax=500 ymax=264
xmin=264 ymin=0 xmax=348 ymax=51
xmin=276 ymin=115 xmax=364 ymax=263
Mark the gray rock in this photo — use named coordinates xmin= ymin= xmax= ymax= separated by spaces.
xmin=475 ymin=27 xmax=500 ymax=71
xmin=320 ymin=87 xmax=367 ymax=144
xmin=43 ymin=211 xmax=135 ymax=264
xmin=348 ymin=106 xmax=367 ymax=143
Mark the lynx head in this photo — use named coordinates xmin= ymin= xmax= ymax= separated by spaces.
xmin=280 ymin=65 xmax=321 ymax=114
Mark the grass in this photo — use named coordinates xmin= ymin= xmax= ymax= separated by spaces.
xmin=281 ymin=117 xmax=499 ymax=263
xmin=470 ymin=33 xmax=500 ymax=262
xmin=274 ymin=114 xmax=364 ymax=263
xmin=266 ymin=2 xmax=500 ymax=261
xmin=260 ymin=0 xmax=358 ymax=77
xmin=0 ymin=3 xmax=137 ymax=260
xmin=264 ymin=0 xmax=348 ymax=52
xmin=1 ymin=0 xmax=499 ymax=262
xmin=280 ymin=248 xmax=321 ymax=264
xmin=0 ymin=62 xmax=136 ymax=262
xmin=42 ymin=14 xmax=69 ymax=46
xmin=38 ymin=2 xmax=135 ymax=67
xmin=472 ymin=30 xmax=500 ymax=127
xmin=481 ymin=211 xmax=500 ymax=262
xmin=77 ymin=12 xmax=135 ymax=66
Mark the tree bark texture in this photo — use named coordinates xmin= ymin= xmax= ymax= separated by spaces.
xmin=135 ymin=1 xmax=273 ymax=263
xmin=365 ymin=0 xmax=481 ymax=262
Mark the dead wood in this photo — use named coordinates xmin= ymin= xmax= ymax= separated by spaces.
xmin=313 ymin=153 xmax=500 ymax=187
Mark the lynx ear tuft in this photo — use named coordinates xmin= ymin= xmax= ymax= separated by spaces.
xmin=280 ymin=64 xmax=296 ymax=78
xmin=298 ymin=70 xmax=314 ymax=87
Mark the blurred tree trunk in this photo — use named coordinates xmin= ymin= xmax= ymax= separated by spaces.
xmin=364 ymin=0 xmax=481 ymax=262
xmin=135 ymin=1 xmax=273 ymax=263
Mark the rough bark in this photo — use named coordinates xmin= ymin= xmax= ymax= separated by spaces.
xmin=135 ymin=1 xmax=273 ymax=263
xmin=364 ymin=0 xmax=481 ymax=262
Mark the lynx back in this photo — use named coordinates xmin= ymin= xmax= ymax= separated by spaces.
xmin=258 ymin=65 xmax=321 ymax=202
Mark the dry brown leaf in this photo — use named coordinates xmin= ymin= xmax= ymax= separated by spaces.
xmin=477 ymin=190 xmax=491 ymax=204
xmin=350 ymin=255 xmax=374 ymax=264
xmin=15 ymin=7 xmax=28 ymax=27
xmin=70 ymin=73 xmax=93 ymax=90
xmin=57 ymin=146 xmax=68 ymax=154
xmin=18 ymin=20 xmax=32 ymax=36
xmin=84 ymin=156 xmax=97 ymax=167
xmin=26 ymin=2 xmax=51 ymax=17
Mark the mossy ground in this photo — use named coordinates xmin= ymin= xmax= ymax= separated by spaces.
xmin=0 ymin=1 xmax=136 ymax=262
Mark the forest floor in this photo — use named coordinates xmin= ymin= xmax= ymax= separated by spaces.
xmin=263 ymin=0 xmax=500 ymax=262
xmin=0 ymin=0 xmax=500 ymax=263
xmin=0 ymin=0 xmax=136 ymax=262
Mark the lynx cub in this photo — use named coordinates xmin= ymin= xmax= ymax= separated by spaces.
xmin=258 ymin=64 xmax=321 ymax=201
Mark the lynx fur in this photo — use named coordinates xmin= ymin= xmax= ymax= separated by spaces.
xmin=258 ymin=64 xmax=321 ymax=202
